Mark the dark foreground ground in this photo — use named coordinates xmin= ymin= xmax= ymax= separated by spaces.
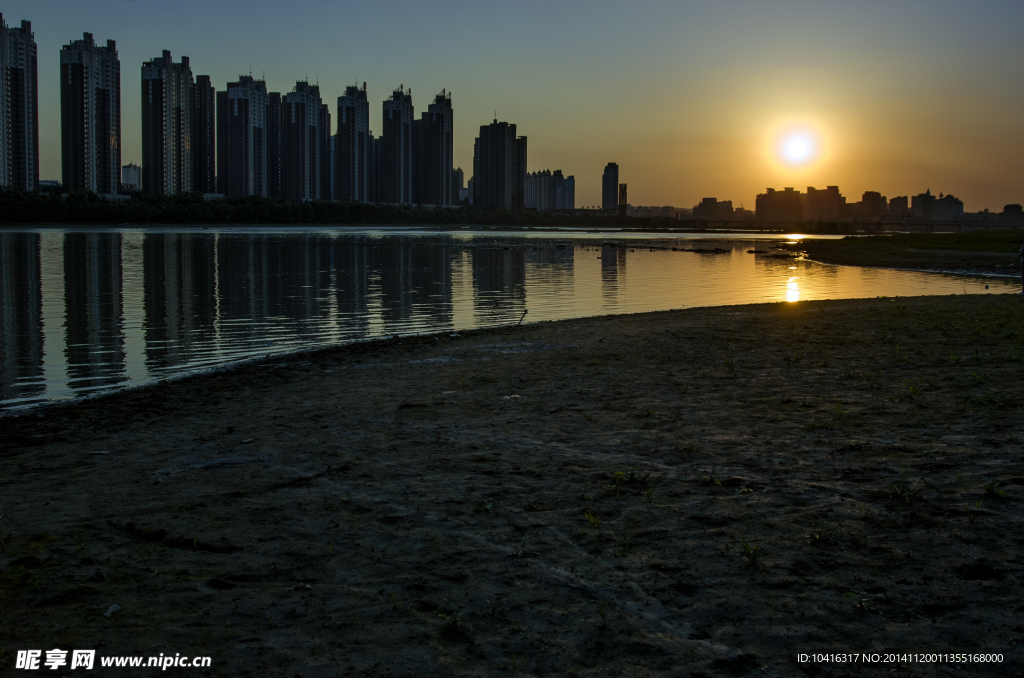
xmin=2 ymin=294 xmax=1023 ymax=677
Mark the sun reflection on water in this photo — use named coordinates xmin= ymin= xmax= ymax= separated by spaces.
xmin=787 ymin=276 xmax=800 ymax=302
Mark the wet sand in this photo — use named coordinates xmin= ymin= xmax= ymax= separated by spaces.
xmin=2 ymin=294 xmax=1023 ymax=677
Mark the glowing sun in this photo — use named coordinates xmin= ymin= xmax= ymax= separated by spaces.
xmin=779 ymin=133 xmax=817 ymax=166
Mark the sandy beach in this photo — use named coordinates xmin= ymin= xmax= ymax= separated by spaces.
xmin=2 ymin=293 xmax=1023 ymax=676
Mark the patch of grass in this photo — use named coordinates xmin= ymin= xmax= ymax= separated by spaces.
xmin=741 ymin=540 xmax=761 ymax=567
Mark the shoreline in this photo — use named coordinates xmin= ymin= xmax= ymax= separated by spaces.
xmin=2 ymin=294 xmax=1022 ymax=675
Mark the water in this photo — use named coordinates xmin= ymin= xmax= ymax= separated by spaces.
xmin=0 ymin=226 xmax=1014 ymax=410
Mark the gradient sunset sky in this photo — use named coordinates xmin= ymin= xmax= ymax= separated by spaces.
xmin=7 ymin=0 xmax=1023 ymax=211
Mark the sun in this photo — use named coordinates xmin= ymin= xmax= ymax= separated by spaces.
xmin=765 ymin=121 xmax=825 ymax=172
xmin=779 ymin=133 xmax=816 ymax=166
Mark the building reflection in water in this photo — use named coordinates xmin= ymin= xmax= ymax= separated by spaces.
xmin=601 ymin=245 xmax=626 ymax=302
xmin=0 ymin=229 xmax=1014 ymax=410
xmin=0 ymin=232 xmax=43 ymax=402
xmin=63 ymin=232 xmax=125 ymax=390
xmin=472 ymin=247 xmax=526 ymax=325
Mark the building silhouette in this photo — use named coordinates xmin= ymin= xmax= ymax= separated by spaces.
xmin=912 ymin=190 xmax=963 ymax=221
xmin=0 ymin=16 xmax=38 ymax=191
xmin=860 ymin=191 xmax=887 ymax=216
xmin=526 ymin=169 xmax=574 ymax=210
xmin=336 ymin=83 xmax=369 ymax=202
xmin=804 ymin=186 xmax=845 ymax=221
xmin=380 ymin=86 xmax=414 ymax=204
xmin=889 ymin=196 xmax=909 ymax=217
xmin=60 ymin=33 xmax=120 ymax=195
xmin=693 ymin=198 xmax=734 ymax=220
xmin=452 ymin=166 xmax=464 ymax=204
xmin=217 ymin=75 xmax=267 ymax=196
xmin=601 ymin=162 xmax=619 ymax=212
xmin=265 ymin=91 xmax=283 ymax=197
xmin=472 ymin=119 xmax=526 ymax=210
xmin=281 ymin=81 xmax=329 ymax=201
xmin=141 ymin=51 xmax=193 ymax=194
xmin=193 ymin=75 xmax=216 ymax=193
xmin=412 ymin=90 xmax=453 ymax=206
xmin=755 ymin=187 xmax=803 ymax=222
xmin=121 ymin=162 xmax=140 ymax=190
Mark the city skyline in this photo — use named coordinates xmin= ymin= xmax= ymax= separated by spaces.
xmin=2 ymin=0 xmax=1022 ymax=211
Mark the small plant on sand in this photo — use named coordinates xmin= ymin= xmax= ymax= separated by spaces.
xmin=741 ymin=540 xmax=761 ymax=567
xmin=510 ymin=652 xmax=522 ymax=676
xmin=625 ymin=466 xmax=650 ymax=483
xmin=438 ymin=608 xmax=466 ymax=627
xmin=387 ymin=590 xmax=407 ymax=611
xmin=610 ymin=472 xmax=625 ymax=497
xmin=584 ymin=510 xmax=601 ymax=528
xmin=700 ymin=468 xmax=722 ymax=486
xmin=889 ymin=476 xmax=919 ymax=502
xmin=807 ymin=524 xmax=839 ymax=545
xmin=844 ymin=592 xmax=877 ymax=614
xmin=724 ymin=358 xmax=735 ymax=373
xmin=645 ymin=488 xmax=654 ymax=504
xmin=983 ymin=479 xmax=1006 ymax=499
xmin=966 ymin=500 xmax=982 ymax=524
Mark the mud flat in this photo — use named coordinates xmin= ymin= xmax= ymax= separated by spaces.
xmin=2 ymin=294 xmax=1023 ymax=677
xmin=788 ymin=230 xmax=1023 ymax=279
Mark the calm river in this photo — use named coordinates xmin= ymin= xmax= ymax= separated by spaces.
xmin=0 ymin=227 xmax=1013 ymax=410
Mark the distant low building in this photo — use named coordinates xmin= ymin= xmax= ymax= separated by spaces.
xmin=756 ymin=187 xmax=803 ymax=222
xmin=860 ymin=191 xmax=888 ymax=216
xmin=121 ymin=162 xmax=140 ymax=191
xmin=804 ymin=186 xmax=845 ymax=221
xmin=912 ymin=190 xmax=963 ymax=221
xmin=1000 ymin=204 xmax=1022 ymax=224
xmin=693 ymin=197 xmax=733 ymax=221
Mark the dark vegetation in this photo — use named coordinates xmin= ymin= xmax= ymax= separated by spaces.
xmin=0 ymin=188 xmax=668 ymax=227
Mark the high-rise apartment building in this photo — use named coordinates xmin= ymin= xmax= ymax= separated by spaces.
xmin=193 ymin=75 xmax=215 ymax=193
xmin=368 ymin=132 xmax=383 ymax=203
xmin=141 ymin=51 xmax=193 ymax=194
xmin=60 ymin=33 xmax=120 ymax=195
xmin=472 ymin=119 xmax=526 ymax=210
xmin=452 ymin=166 xmax=464 ymax=205
xmin=557 ymin=175 xmax=574 ymax=210
xmin=217 ymin=75 xmax=267 ymax=197
xmin=526 ymin=169 xmax=573 ymax=210
xmin=282 ymin=80 xmax=328 ymax=201
xmin=602 ymin=162 xmax=619 ymax=212
xmin=381 ymin=86 xmax=414 ymax=204
xmin=0 ymin=15 xmax=38 ymax=191
xmin=265 ymin=91 xmax=282 ymax=197
xmin=318 ymin=102 xmax=332 ymax=200
xmin=412 ymin=90 xmax=453 ymax=206
xmin=336 ymin=83 xmax=369 ymax=202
